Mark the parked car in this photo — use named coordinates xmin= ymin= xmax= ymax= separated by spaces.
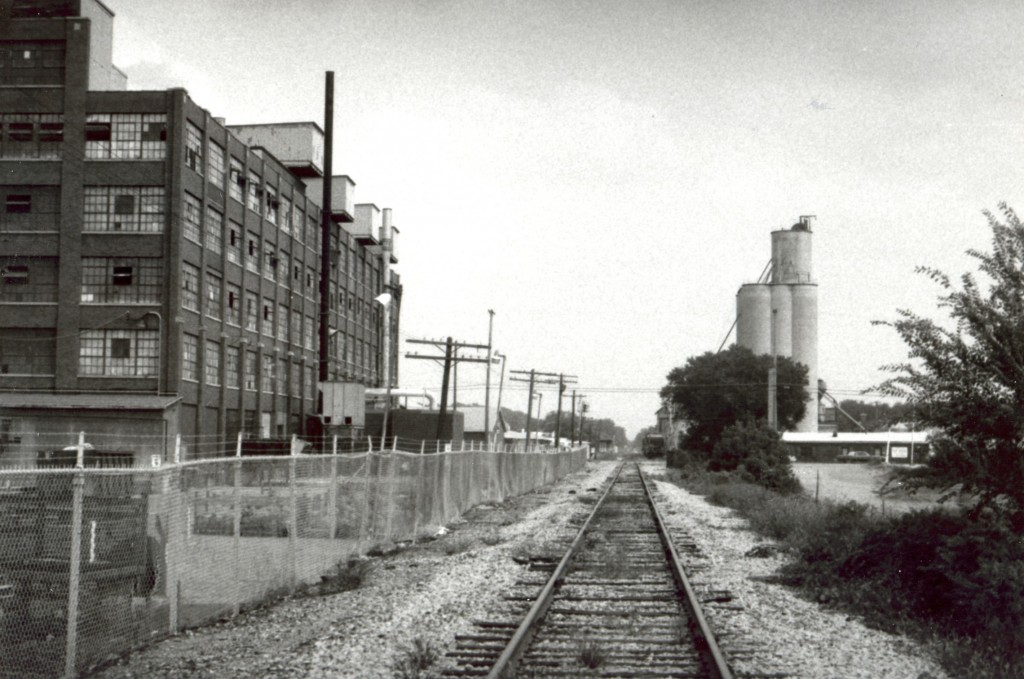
xmin=837 ymin=450 xmax=873 ymax=463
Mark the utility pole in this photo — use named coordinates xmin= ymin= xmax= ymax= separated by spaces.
xmin=509 ymin=369 xmax=576 ymax=452
xmin=768 ymin=308 xmax=778 ymax=430
xmin=484 ymin=310 xmax=495 ymax=446
xmin=317 ymin=71 xmax=334 ymax=384
xmin=406 ymin=336 xmax=491 ymax=440
xmin=569 ymin=390 xmax=576 ymax=447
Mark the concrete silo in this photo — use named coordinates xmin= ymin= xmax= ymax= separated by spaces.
xmin=735 ymin=215 xmax=819 ymax=432
xmin=736 ymin=284 xmax=772 ymax=356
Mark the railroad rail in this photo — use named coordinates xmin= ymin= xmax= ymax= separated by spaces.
xmin=443 ymin=462 xmax=734 ymax=678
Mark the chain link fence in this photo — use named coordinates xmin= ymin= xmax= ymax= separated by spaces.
xmin=0 ymin=433 xmax=587 ymax=678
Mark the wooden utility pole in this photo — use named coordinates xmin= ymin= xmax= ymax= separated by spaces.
xmin=569 ymin=390 xmax=577 ymax=446
xmin=406 ymin=336 xmax=491 ymax=440
xmin=509 ymin=369 xmax=576 ymax=452
xmin=318 ymin=71 xmax=334 ymax=384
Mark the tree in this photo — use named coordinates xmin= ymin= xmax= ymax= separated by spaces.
xmin=875 ymin=203 xmax=1024 ymax=526
xmin=710 ymin=419 xmax=801 ymax=494
xmin=660 ymin=344 xmax=808 ymax=453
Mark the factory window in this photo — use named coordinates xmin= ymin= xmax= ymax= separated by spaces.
xmin=0 ymin=113 xmax=63 ymax=159
xmin=290 ymin=361 xmax=300 ymax=397
xmin=292 ymin=207 xmax=304 ymax=243
xmin=244 ymin=291 xmax=258 ymax=331
xmin=245 ymin=232 xmax=260 ymax=273
xmin=279 ymin=195 xmax=292 ymax=236
xmin=183 ymin=192 xmax=202 ymax=244
xmin=225 ymin=346 xmax=240 ymax=388
xmin=265 ymin=184 xmax=278 ymax=225
xmin=204 ymin=205 xmax=223 ymax=254
xmin=228 ymin=157 xmax=244 ymax=203
xmin=277 ymin=357 xmax=287 ymax=394
xmin=226 ymin=221 xmax=242 ymax=265
xmin=205 ymin=339 xmax=221 ymax=386
xmin=0 ymin=328 xmax=55 ymax=375
xmin=181 ymin=261 xmax=200 ymax=312
xmin=80 ymin=257 xmax=162 ymax=304
xmin=0 ymin=257 xmax=57 ymax=303
xmin=204 ymin=272 xmax=221 ymax=320
xmin=83 ymin=186 xmax=164 ymax=233
xmin=244 ymin=350 xmax=257 ymax=391
xmin=303 ymin=315 xmax=314 ymax=351
xmin=182 ymin=333 xmax=199 ymax=382
xmin=262 ymin=298 xmax=275 ymax=336
xmin=246 ymin=171 xmax=262 ymax=213
xmin=184 ymin=121 xmax=203 ymax=174
xmin=0 ymin=41 xmax=65 ymax=85
xmin=290 ymin=309 xmax=302 ymax=346
xmin=85 ymin=114 xmax=167 ymax=160
xmin=207 ymin=140 xmax=225 ymax=188
xmin=277 ymin=303 xmax=288 ymax=341
xmin=78 ymin=329 xmax=158 ymax=377
xmin=226 ymin=283 xmax=241 ymax=326
xmin=279 ymin=251 xmax=290 ymax=289
xmin=0 ymin=186 xmax=58 ymax=232
xmin=263 ymin=246 xmax=277 ymax=281
xmin=261 ymin=355 xmax=273 ymax=393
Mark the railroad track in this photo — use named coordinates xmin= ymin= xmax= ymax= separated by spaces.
xmin=443 ymin=462 xmax=734 ymax=678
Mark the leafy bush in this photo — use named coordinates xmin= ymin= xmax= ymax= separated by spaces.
xmin=708 ymin=419 xmax=801 ymax=494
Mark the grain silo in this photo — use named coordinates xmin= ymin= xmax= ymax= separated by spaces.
xmin=735 ymin=215 xmax=819 ymax=432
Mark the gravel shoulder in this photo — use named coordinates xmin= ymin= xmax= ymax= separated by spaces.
xmin=91 ymin=459 xmax=948 ymax=678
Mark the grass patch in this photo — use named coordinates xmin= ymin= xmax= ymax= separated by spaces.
xmin=441 ymin=534 xmax=475 ymax=556
xmin=665 ymin=466 xmax=1024 ymax=679
xmin=480 ymin=530 xmax=504 ymax=546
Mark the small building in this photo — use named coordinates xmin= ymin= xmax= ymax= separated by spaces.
xmin=460 ymin=405 xmax=507 ymax=447
xmin=782 ymin=431 xmax=931 ymax=464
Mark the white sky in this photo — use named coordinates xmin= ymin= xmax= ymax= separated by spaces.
xmin=108 ymin=0 xmax=1024 ymax=438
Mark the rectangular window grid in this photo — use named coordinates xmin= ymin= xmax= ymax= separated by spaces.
xmin=246 ymin=171 xmax=262 ymax=213
xmin=0 ymin=185 xmax=59 ymax=232
xmin=78 ymin=329 xmax=158 ymax=376
xmin=229 ymin=157 xmax=244 ymax=203
xmin=0 ymin=113 xmax=63 ymax=159
xmin=83 ymin=187 xmax=164 ymax=233
xmin=262 ymin=298 xmax=275 ymax=337
xmin=204 ymin=205 xmax=223 ymax=254
xmin=204 ymin=273 xmax=222 ymax=321
xmin=85 ymin=114 xmax=166 ymax=160
xmin=261 ymin=355 xmax=273 ymax=393
xmin=244 ymin=350 xmax=257 ymax=391
xmin=225 ymin=345 xmax=240 ymax=388
xmin=277 ymin=303 xmax=288 ymax=341
xmin=226 ymin=283 xmax=241 ymax=325
xmin=227 ymin=221 xmax=242 ymax=265
xmin=183 ymin=192 xmax=202 ymax=244
xmin=207 ymin=141 xmax=225 ymax=187
xmin=80 ymin=257 xmax=162 ymax=304
xmin=205 ymin=339 xmax=221 ymax=386
xmin=0 ymin=328 xmax=55 ymax=375
xmin=181 ymin=261 xmax=200 ymax=311
xmin=182 ymin=333 xmax=199 ymax=381
xmin=185 ymin=121 xmax=203 ymax=174
xmin=245 ymin=291 xmax=258 ymax=331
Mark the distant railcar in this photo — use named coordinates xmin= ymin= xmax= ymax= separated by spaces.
xmin=641 ymin=434 xmax=666 ymax=458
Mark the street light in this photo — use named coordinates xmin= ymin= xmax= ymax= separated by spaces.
xmin=374 ymin=293 xmax=393 ymax=448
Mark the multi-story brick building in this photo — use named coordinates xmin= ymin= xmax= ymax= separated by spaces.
xmin=0 ymin=0 xmax=402 ymax=464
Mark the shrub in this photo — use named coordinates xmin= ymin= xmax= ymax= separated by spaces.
xmin=393 ymin=637 xmax=439 ymax=679
xmin=709 ymin=419 xmax=801 ymax=494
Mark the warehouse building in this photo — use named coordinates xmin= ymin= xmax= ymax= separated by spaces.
xmin=0 ymin=0 xmax=401 ymax=465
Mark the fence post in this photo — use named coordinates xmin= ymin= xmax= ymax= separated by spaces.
xmin=328 ymin=435 xmax=338 ymax=541
xmin=392 ymin=435 xmax=398 ymax=453
xmin=383 ymin=452 xmax=398 ymax=542
xmin=167 ymin=464 xmax=181 ymax=635
xmin=62 ymin=432 xmax=86 ymax=678
xmin=357 ymin=452 xmax=373 ymax=554
xmin=232 ymin=432 xmax=242 ymax=617
xmin=412 ymin=450 xmax=425 ymax=541
xmin=174 ymin=434 xmax=182 ymax=464
xmin=289 ymin=434 xmax=298 ymax=592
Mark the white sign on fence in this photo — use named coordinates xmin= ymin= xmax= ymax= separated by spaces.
xmin=891 ymin=446 xmax=909 ymax=459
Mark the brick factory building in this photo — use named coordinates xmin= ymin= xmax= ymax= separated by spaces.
xmin=0 ymin=0 xmax=402 ymax=464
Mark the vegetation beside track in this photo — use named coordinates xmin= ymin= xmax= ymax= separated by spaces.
xmin=662 ymin=458 xmax=1024 ymax=679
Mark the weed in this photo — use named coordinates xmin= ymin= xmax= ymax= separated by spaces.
xmin=576 ymin=637 xmax=606 ymax=669
xmin=480 ymin=530 xmax=504 ymax=546
xmin=441 ymin=535 xmax=475 ymax=556
xmin=320 ymin=558 xmax=372 ymax=594
xmin=393 ymin=636 xmax=439 ymax=679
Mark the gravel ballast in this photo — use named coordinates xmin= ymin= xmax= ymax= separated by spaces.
xmin=91 ymin=459 xmax=948 ymax=678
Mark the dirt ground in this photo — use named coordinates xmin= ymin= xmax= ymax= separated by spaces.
xmin=792 ymin=462 xmax=948 ymax=515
